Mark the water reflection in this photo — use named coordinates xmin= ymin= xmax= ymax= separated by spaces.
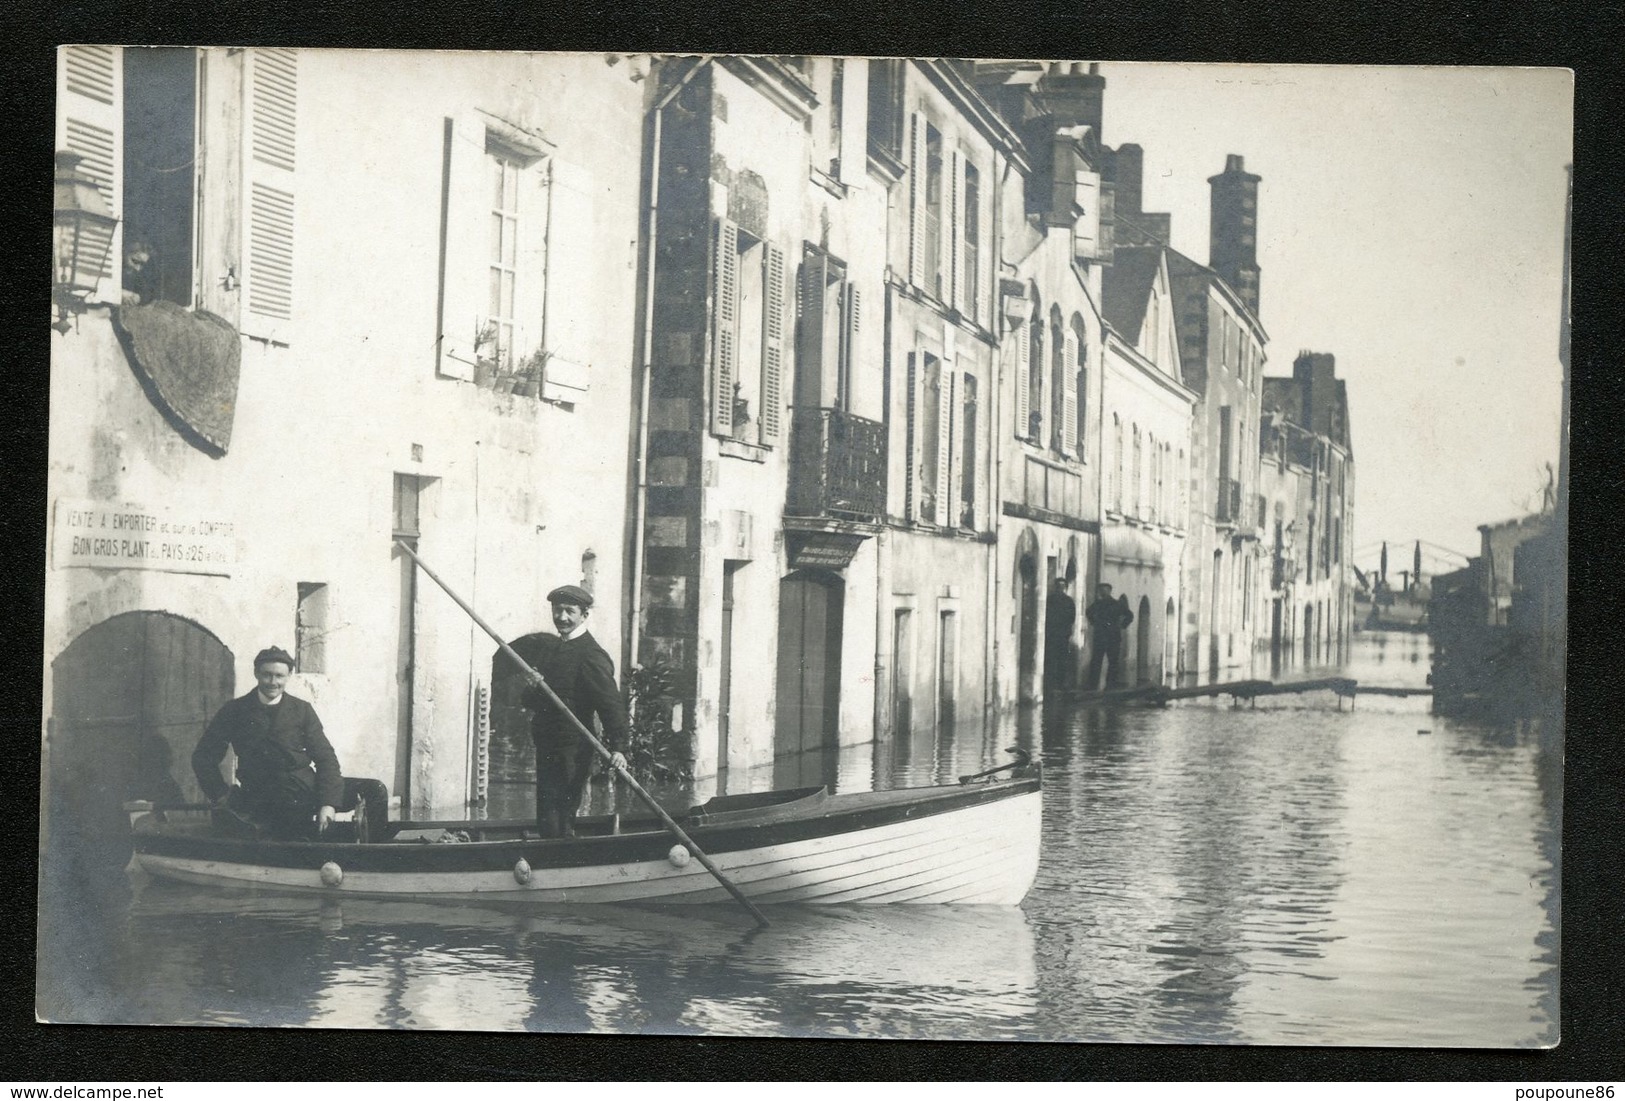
xmin=36 ymin=632 xmax=1557 ymax=1046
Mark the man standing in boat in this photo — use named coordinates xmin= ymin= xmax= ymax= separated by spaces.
xmin=192 ymin=646 xmax=344 ymax=839
xmin=512 ymin=585 xmax=629 ymax=838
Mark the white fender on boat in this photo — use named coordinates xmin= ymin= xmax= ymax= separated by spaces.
xmin=319 ymin=861 xmax=343 ymax=887
xmin=514 ymin=858 xmax=533 ymax=885
xmin=667 ymin=844 xmax=691 ymax=868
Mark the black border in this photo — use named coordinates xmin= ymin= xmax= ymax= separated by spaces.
xmin=9 ymin=0 xmax=1622 ymax=1083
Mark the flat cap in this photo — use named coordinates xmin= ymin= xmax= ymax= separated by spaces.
xmin=253 ymin=646 xmax=296 ymax=670
xmin=547 ymin=584 xmax=594 ymax=609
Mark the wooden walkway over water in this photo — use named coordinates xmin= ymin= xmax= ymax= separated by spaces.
xmin=1072 ymin=676 xmax=1433 ymax=709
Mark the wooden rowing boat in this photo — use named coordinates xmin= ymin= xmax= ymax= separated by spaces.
xmin=127 ymin=767 xmax=1042 ymax=906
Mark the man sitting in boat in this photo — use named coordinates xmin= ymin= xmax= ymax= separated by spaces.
xmin=509 ymin=585 xmax=629 ymax=838
xmin=191 ymin=646 xmax=345 ymax=840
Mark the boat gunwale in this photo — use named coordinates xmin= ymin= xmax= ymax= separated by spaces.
xmin=131 ymin=776 xmax=1041 ymax=874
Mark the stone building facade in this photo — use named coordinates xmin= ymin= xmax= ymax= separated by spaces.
xmin=47 ymin=48 xmax=647 ymax=832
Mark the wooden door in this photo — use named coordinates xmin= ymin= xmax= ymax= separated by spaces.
xmin=774 ymin=571 xmax=845 ymax=759
xmin=48 ymin=611 xmax=234 ymax=866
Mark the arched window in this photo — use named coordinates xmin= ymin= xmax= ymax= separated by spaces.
xmin=1050 ymin=308 xmax=1066 ymax=455
xmin=1071 ymin=315 xmax=1088 ymax=456
xmin=1112 ymin=415 xmax=1124 ymax=513
xmin=1132 ymin=426 xmax=1143 ymax=518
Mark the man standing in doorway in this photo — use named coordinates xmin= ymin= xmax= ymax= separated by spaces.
xmin=1044 ymin=577 xmax=1077 ymax=690
xmin=512 ymin=586 xmax=629 ymax=838
xmin=1084 ymin=584 xmax=1135 ymax=691
xmin=192 ymin=646 xmax=344 ymax=840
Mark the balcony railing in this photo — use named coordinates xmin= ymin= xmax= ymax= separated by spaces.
xmin=787 ymin=407 xmax=886 ymax=524
xmin=1216 ymin=476 xmax=1242 ymax=523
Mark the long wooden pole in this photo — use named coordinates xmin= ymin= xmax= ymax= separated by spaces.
xmin=394 ymin=540 xmax=769 ymax=928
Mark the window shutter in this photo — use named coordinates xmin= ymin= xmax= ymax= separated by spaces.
xmin=837 ymin=59 xmax=869 ymax=188
xmin=948 ymin=149 xmax=962 ymax=309
xmin=761 ymin=241 xmax=785 ymax=442
xmin=962 ymin=374 xmax=979 ymax=528
xmin=435 ymin=112 xmax=485 ymax=380
xmin=541 ymin=158 xmax=593 ymax=400
xmin=1061 ymin=330 xmax=1079 ymax=458
xmin=1014 ymin=321 xmax=1030 ymax=440
xmin=242 ymin=47 xmax=297 ymax=342
xmin=904 ymin=351 xmax=919 ymax=521
xmin=908 ymin=114 xmax=925 ymax=289
xmin=711 ymin=218 xmax=739 ymax=436
xmin=796 ymin=251 xmax=827 ymax=408
xmin=843 ymin=283 xmax=861 ymax=410
xmin=939 ymin=366 xmax=955 ymax=528
xmin=1073 ymin=169 xmax=1100 ymax=261
xmin=58 ymin=46 xmax=122 ymax=302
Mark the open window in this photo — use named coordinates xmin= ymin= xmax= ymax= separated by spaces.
xmin=711 ymin=218 xmax=785 ymax=445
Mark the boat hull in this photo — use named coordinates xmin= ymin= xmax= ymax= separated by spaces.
xmin=132 ymin=778 xmax=1042 ymax=906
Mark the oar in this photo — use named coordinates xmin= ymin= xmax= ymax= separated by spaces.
xmin=393 ymin=540 xmax=769 ymax=928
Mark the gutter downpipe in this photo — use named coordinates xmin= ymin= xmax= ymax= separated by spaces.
xmin=986 ymin=152 xmax=1011 ymax=718
xmin=629 ymin=58 xmax=709 ymax=677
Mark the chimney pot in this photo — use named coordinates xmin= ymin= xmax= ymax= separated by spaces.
xmin=1226 ymin=153 xmax=1245 ymax=172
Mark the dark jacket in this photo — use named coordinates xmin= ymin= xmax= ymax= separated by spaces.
xmin=512 ymin=630 xmax=629 ymax=751
xmin=1085 ymin=596 xmax=1133 ymax=637
xmin=192 ymin=692 xmax=344 ymax=808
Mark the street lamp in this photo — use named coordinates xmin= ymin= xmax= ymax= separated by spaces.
xmin=53 ymin=149 xmax=119 ymax=334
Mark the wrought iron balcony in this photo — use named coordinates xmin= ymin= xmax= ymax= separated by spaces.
xmin=786 ymin=406 xmax=887 ymax=525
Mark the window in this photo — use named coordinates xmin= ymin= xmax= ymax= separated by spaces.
xmin=1027 ymin=313 xmax=1044 ymax=441
xmin=1112 ymin=415 xmax=1124 ymax=513
xmin=963 ymin=162 xmax=981 ymax=319
xmin=796 ymin=245 xmax=859 ymax=410
xmin=1132 ymin=426 xmax=1143 ymax=518
xmin=1050 ymin=312 xmax=1067 ymax=455
xmin=485 ymin=150 xmax=522 ymax=370
xmin=711 ymin=219 xmax=786 ymax=444
xmin=960 ymin=373 xmax=978 ymax=528
xmin=296 ymin=582 xmax=330 ymax=675
xmin=923 ymin=123 xmax=943 ymax=297
xmin=1072 ymin=317 xmax=1089 ymax=456
xmin=906 ymin=350 xmax=953 ymax=526
xmin=57 ymin=46 xmax=297 ymax=330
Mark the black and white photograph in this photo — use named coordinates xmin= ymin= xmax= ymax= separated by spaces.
xmin=40 ymin=49 xmax=1569 ymax=1048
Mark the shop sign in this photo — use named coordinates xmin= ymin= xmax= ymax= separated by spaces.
xmin=52 ymin=498 xmax=236 ymax=576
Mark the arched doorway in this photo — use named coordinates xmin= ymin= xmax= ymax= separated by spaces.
xmin=774 ymin=570 xmax=846 ymax=763
xmin=1136 ymin=595 xmax=1151 ymax=684
xmin=1017 ymin=548 xmax=1040 ymax=703
xmin=1163 ymin=597 xmax=1177 ymax=685
xmin=47 ymin=611 xmax=235 ymax=869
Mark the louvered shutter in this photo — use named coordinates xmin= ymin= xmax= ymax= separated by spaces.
xmin=242 ymin=47 xmax=297 ymax=342
xmin=796 ymin=252 xmax=827 ymax=407
xmin=58 ymin=46 xmax=122 ymax=303
xmin=1061 ymin=330 xmax=1079 ymax=458
xmin=949 ymin=149 xmax=964 ymax=311
xmin=904 ymin=352 xmax=919 ymax=521
xmin=711 ymin=218 xmax=739 ymax=436
xmin=843 ymin=284 xmax=861 ymax=410
xmin=962 ymin=374 xmax=979 ymax=529
xmin=908 ymin=114 xmax=925 ymax=289
xmin=1014 ymin=322 xmax=1030 ymax=440
xmin=761 ymin=242 xmax=786 ymax=442
xmin=939 ymin=366 xmax=956 ymax=528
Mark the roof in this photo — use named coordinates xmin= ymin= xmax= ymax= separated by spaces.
xmin=1100 ymin=247 xmax=1161 ymax=344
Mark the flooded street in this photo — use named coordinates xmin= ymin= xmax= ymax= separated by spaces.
xmin=37 ymin=631 xmax=1559 ymax=1046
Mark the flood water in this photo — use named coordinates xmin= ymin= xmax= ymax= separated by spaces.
xmin=36 ymin=631 xmax=1559 ymax=1046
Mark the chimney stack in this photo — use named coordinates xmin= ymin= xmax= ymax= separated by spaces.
xmin=1209 ymin=153 xmax=1261 ymax=317
xmin=1036 ymin=61 xmax=1105 ymax=136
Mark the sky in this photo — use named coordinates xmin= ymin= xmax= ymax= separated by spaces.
xmin=1096 ymin=63 xmax=1572 ymax=573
